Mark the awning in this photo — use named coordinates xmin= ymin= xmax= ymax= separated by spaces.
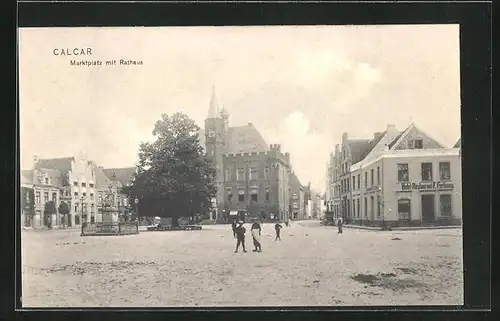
xmin=229 ymin=211 xmax=239 ymax=216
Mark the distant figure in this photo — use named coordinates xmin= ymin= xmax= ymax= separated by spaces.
xmin=231 ymin=220 xmax=237 ymax=238
xmin=337 ymin=217 xmax=343 ymax=234
xmin=234 ymin=221 xmax=247 ymax=253
xmin=285 ymin=220 xmax=289 ymax=227
xmin=251 ymin=219 xmax=262 ymax=252
xmin=274 ymin=222 xmax=283 ymax=241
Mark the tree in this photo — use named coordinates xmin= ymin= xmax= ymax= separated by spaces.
xmin=44 ymin=201 xmax=57 ymax=228
xmin=129 ymin=112 xmax=217 ymax=227
xmin=58 ymin=201 xmax=70 ymax=228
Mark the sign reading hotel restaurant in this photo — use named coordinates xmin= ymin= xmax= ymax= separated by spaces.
xmin=401 ymin=181 xmax=454 ymax=191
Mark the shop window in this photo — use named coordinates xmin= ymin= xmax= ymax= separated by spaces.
xmin=398 ymin=199 xmax=411 ymax=220
xmin=440 ymin=195 xmax=452 ymax=217
xmin=397 ymin=164 xmax=409 ymax=182
xmin=439 ymin=162 xmax=451 ymax=180
xmin=421 ymin=163 xmax=433 ymax=181
xmin=238 ymin=190 xmax=245 ymax=202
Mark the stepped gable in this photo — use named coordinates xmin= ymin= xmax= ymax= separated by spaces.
xmin=225 ymin=123 xmax=269 ymax=154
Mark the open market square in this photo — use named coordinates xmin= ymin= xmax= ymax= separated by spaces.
xmin=21 ymin=222 xmax=463 ymax=307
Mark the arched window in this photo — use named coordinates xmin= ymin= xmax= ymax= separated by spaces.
xmin=397 ymin=199 xmax=411 ymax=221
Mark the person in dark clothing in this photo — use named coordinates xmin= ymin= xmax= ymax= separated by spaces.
xmin=250 ymin=219 xmax=262 ymax=252
xmin=231 ymin=220 xmax=237 ymax=238
xmin=234 ymin=221 xmax=247 ymax=253
xmin=337 ymin=217 xmax=343 ymax=234
xmin=274 ymin=222 xmax=282 ymax=241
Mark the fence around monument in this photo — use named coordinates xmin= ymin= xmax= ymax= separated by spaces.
xmin=81 ymin=221 xmax=139 ymax=236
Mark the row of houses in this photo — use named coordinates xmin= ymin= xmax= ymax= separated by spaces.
xmin=20 ymin=151 xmax=135 ymax=228
xmin=325 ymin=123 xmax=462 ymax=227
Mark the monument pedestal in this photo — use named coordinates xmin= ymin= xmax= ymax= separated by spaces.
xmin=102 ymin=207 xmax=119 ymax=223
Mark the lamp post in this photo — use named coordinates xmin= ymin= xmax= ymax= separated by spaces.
xmin=135 ymin=197 xmax=139 ymax=222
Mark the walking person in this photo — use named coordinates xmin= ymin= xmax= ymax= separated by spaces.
xmin=274 ymin=222 xmax=283 ymax=241
xmin=251 ymin=219 xmax=262 ymax=252
xmin=231 ymin=219 xmax=237 ymax=238
xmin=337 ymin=217 xmax=343 ymax=234
xmin=234 ymin=221 xmax=247 ymax=253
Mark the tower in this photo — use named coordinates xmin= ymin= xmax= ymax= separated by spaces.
xmin=205 ymin=86 xmax=227 ymax=218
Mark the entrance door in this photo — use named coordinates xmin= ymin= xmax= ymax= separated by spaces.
xmin=421 ymin=195 xmax=435 ymax=223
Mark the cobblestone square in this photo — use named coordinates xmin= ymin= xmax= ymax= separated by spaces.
xmin=21 ymin=222 xmax=463 ymax=307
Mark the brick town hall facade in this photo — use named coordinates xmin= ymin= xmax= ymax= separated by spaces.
xmin=201 ymin=88 xmax=305 ymax=222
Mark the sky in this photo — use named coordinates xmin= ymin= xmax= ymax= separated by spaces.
xmin=19 ymin=25 xmax=461 ymax=193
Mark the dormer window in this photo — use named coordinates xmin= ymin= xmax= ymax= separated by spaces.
xmin=44 ymin=177 xmax=49 ymax=184
xmin=82 ymin=182 xmax=86 ymax=187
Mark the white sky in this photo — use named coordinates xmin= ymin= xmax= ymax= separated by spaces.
xmin=19 ymin=25 xmax=461 ymax=193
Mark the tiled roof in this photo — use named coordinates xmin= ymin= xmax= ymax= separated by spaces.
xmin=34 ymin=157 xmax=74 ymax=174
xmin=358 ymin=131 xmax=387 ymax=162
xmin=226 ymin=124 xmax=269 ymax=154
xmin=289 ymin=171 xmax=302 ymax=190
xmin=348 ymin=139 xmax=371 ymax=164
xmin=103 ymin=167 xmax=135 ymax=186
xmin=453 ymin=138 xmax=461 ymax=148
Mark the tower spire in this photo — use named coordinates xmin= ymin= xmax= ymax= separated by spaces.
xmin=208 ymin=85 xmax=221 ymax=119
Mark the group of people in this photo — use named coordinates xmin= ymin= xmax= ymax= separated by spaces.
xmin=231 ymin=219 xmax=285 ymax=253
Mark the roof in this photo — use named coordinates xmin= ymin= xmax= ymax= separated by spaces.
xmin=225 ymin=124 xmax=269 ymax=153
xmin=23 ymin=168 xmax=64 ymax=187
xmin=34 ymin=157 xmax=74 ymax=174
xmin=289 ymin=171 xmax=303 ymax=190
xmin=387 ymin=132 xmax=404 ymax=149
xmin=92 ymin=164 xmax=113 ymax=188
xmin=358 ymin=131 xmax=387 ymax=162
xmin=453 ymin=138 xmax=461 ymax=148
xmin=348 ymin=139 xmax=371 ymax=164
xmin=207 ymin=86 xmax=220 ymax=119
xmin=103 ymin=167 xmax=135 ymax=186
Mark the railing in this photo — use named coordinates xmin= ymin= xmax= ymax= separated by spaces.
xmin=81 ymin=221 xmax=139 ymax=236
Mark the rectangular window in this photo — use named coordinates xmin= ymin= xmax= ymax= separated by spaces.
xmin=44 ymin=177 xmax=49 ymax=184
xmin=52 ymin=192 xmax=57 ymax=202
xmin=397 ymin=164 xmax=409 ymax=182
xmin=74 ymin=192 xmax=78 ymax=197
xmin=346 ymin=179 xmax=350 ymax=192
xmin=44 ymin=192 xmax=49 ymax=203
xmin=364 ymin=172 xmax=368 ymax=188
xmin=249 ymin=168 xmax=258 ymax=180
xmin=90 ymin=203 xmax=95 ymax=213
xmin=371 ymin=169 xmax=374 ymax=186
xmin=74 ymin=205 xmax=78 ymax=213
xmin=82 ymin=192 xmax=87 ymax=197
xmin=357 ymin=199 xmax=360 ymax=217
xmin=265 ymin=188 xmax=270 ymax=201
xmin=357 ymin=174 xmax=360 ymax=189
xmin=421 ymin=163 xmax=433 ymax=181
xmin=398 ymin=199 xmax=411 ymax=220
xmin=440 ymin=195 xmax=452 ymax=217
xmin=225 ymin=169 xmax=231 ymax=181
xmin=439 ymin=162 xmax=451 ymax=180
xmin=377 ymin=195 xmax=381 ymax=217
xmin=370 ymin=196 xmax=375 ymax=217
xmin=264 ymin=167 xmax=269 ymax=180
xmin=81 ymin=182 xmax=86 ymax=187
xmin=414 ymin=139 xmax=423 ymax=149
xmin=237 ymin=168 xmax=244 ymax=181
xmin=364 ymin=197 xmax=368 ymax=216
xmin=227 ymin=189 xmax=233 ymax=202
xmin=74 ymin=182 xmax=78 ymax=187
xmin=377 ymin=167 xmax=380 ymax=185
xmin=238 ymin=190 xmax=245 ymax=202
xmin=251 ymin=189 xmax=258 ymax=202
xmin=352 ymin=200 xmax=356 ymax=217
xmin=90 ymin=193 xmax=94 ymax=198
xmin=89 ymin=183 xmax=94 ymax=188
xmin=35 ymin=191 xmax=40 ymax=204
xmin=352 ymin=176 xmax=356 ymax=190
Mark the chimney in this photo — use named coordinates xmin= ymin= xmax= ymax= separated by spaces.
xmin=33 ymin=155 xmax=39 ymax=165
xmin=386 ymin=124 xmax=397 ymax=133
